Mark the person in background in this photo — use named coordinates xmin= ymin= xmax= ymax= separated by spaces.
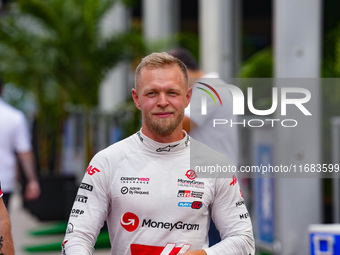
xmin=0 ymin=78 xmax=40 ymax=208
xmin=168 ymin=48 xmax=239 ymax=167
xmin=0 ymin=181 xmax=15 ymax=254
xmin=169 ymin=48 xmax=240 ymax=245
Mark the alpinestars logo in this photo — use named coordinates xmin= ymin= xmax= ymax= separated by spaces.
xmin=130 ymin=243 xmax=191 ymax=255
xmin=156 ymin=144 xmax=179 ymax=152
xmin=137 ymin=132 xmax=144 ymax=142
xmin=185 ymin=136 xmax=190 ymax=147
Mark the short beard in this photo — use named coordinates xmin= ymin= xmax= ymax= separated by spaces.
xmin=145 ymin=111 xmax=184 ymax=136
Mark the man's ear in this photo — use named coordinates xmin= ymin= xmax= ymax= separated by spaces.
xmin=132 ymin=88 xmax=141 ymax=110
xmin=185 ymin=87 xmax=192 ymax=108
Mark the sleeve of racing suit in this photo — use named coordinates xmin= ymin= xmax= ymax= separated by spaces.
xmin=203 ymin=178 xmax=255 ymax=255
xmin=61 ymin=151 xmax=111 ymax=255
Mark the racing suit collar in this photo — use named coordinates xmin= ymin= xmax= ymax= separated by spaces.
xmin=136 ymin=129 xmax=190 ymax=154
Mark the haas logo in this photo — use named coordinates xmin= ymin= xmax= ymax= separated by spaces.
xmin=121 ymin=212 xmax=139 ymax=232
xmin=185 ymin=170 xmax=197 ymax=180
xmin=131 ymin=243 xmax=191 ymax=255
xmin=229 ymin=174 xmax=237 ymax=186
xmin=86 ymin=165 xmax=100 ymax=176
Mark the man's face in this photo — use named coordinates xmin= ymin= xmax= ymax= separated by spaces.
xmin=132 ymin=65 xmax=191 ymax=138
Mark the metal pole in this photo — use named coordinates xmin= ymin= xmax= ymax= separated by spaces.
xmin=143 ymin=0 xmax=178 ymax=43
xmin=274 ymin=0 xmax=322 ymax=254
xmin=99 ymin=3 xmax=129 ymax=112
xmin=199 ymin=0 xmax=237 ymax=78
xmin=332 ymin=117 xmax=340 ymax=223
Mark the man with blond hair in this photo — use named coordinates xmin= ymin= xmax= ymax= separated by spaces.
xmin=62 ymin=52 xmax=255 ymax=255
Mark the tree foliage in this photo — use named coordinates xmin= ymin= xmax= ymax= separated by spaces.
xmin=0 ymin=0 xmax=145 ymax=173
xmin=238 ymin=22 xmax=340 ymax=164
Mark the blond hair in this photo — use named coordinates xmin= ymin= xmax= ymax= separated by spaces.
xmin=135 ymin=52 xmax=188 ymax=90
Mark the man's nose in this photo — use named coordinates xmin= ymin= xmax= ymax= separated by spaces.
xmin=157 ymin=93 xmax=169 ymax=107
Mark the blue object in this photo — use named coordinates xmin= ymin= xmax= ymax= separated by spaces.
xmin=208 ymin=220 xmax=221 ymax=246
xmin=256 ymin=145 xmax=275 ymax=244
xmin=310 ymin=233 xmax=338 ymax=255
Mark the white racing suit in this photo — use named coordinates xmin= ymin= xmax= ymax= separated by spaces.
xmin=62 ymin=131 xmax=255 ymax=255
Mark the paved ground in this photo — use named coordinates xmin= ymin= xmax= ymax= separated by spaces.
xmin=9 ymin=188 xmax=111 ymax=255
